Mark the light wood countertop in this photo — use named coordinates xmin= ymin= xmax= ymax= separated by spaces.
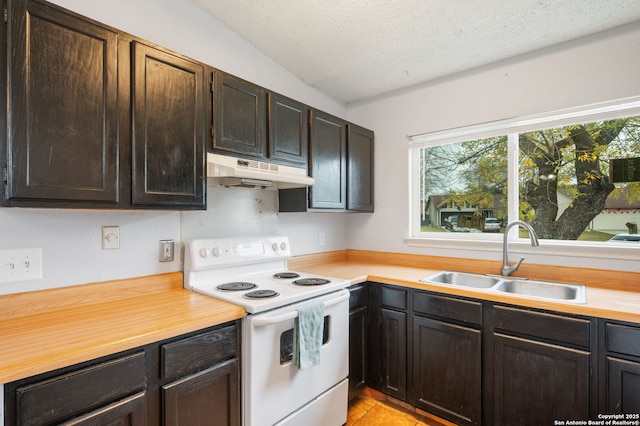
xmin=0 ymin=272 xmax=245 ymax=383
xmin=289 ymin=250 xmax=640 ymax=323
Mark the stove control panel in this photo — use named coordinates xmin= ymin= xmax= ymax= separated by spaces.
xmin=185 ymin=236 xmax=291 ymax=270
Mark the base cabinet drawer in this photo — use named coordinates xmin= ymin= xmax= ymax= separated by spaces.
xmin=15 ymin=352 xmax=146 ymax=426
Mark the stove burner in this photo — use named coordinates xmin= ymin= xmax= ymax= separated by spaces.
xmin=217 ymin=282 xmax=257 ymax=291
xmin=273 ymin=272 xmax=300 ymax=279
xmin=244 ymin=289 xmax=279 ymax=299
xmin=293 ymin=278 xmax=331 ymax=286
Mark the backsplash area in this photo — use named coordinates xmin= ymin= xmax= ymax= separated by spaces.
xmin=181 ymin=184 xmax=280 ymax=240
xmin=182 ymin=183 xmax=348 ymax=255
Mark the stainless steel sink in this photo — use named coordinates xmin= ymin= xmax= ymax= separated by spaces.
xmin=495 ymin=279 xmax=587 ymax=304
xmin=419 ymin=271 xmax=587 ymax=304
xmin=420 ymin=271 xmax=501 ymax=288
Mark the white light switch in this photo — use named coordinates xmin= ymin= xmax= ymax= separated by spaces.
xmin=102 ymin=226 xmax=120 ymax=250
xmin=0 ymin=248 xmax=43 ymax=283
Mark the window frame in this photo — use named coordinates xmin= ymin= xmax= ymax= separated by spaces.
xmin=406 ymin=97 xmax=640 ymax=264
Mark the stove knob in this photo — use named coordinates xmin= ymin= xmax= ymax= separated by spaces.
xmin=199 ymin=248 xmax=209 ymax=258
xmin=280 ymin=242 xmax=287 ymax=251
xmin=272 ymin=242 xmax=279 ymax=251
xmin=212 ymin=247 xmax=221 ymax=257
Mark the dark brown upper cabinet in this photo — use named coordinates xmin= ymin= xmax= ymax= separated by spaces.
xmin=347 ymin=124 xmax=374 ymax=212
xmin=308 ymin=110 xmax=348 ymax=209
xmin=268 ymin=93 xmax=308 ymax=168
xmin=279 ymin=112 xmax=374 ymax=212
xmin=131 ymin=42 xmax=205 ymax=208
xmin=212 ymin=70 xmax=267 ymax=158
xmin=4 ymin=0 xmax=119 ymax=206
xmin=2 ymin=0 xmax=206 ymax=209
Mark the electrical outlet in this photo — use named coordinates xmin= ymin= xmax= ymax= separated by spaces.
xmin=160 ymin=240 xmax=174 ymax=262
xmin=318 ymin=232 xmax=326 ymax=246
xmin=0 ymin=248 xmax=43 ymax=283
xmin=102 ymin=226 xmax=120 ymax=250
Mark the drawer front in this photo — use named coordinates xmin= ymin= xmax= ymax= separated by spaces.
xmin=349 ymin=284 xmax=367 ymax=310
xmin=17 ymin=352 xmax=146 ymax=426
xmin=161 ymin=323 xmax=238 ymax=380
xmin=381 ymin=285 xmax=407 ymax=310
xmin=413 ymin=291 xmax=482 ymax=325
xmin=494 ymin=306 xmax=591 ymax=347
xmin=606 ymin=322 xmax=640 ymax=358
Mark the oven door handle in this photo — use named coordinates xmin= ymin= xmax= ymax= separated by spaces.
xmin=252 ymin=290 xmax=349 ymax=327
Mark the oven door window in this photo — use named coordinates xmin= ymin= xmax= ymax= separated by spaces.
xmin=280 ymin=316 xmax=330 ymax=364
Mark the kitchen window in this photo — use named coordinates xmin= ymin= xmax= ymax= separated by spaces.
xmin=408 ymin=98 xmax=640 ymax=258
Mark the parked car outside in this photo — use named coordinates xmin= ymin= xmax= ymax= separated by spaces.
xmin=444 ymin=216 xmax=470 ymax=232
xmin=608 ymin=234 xmax=640 ymax=243
xmin=483 ymin=217 xmax=501 ymax=232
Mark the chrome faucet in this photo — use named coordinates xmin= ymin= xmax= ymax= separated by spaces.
xmin=501 ymin=220 xmax=539 ymax=276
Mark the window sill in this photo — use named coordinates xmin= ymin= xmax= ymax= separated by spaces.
xmin=404 ymin=236 xmax=640 ymax=269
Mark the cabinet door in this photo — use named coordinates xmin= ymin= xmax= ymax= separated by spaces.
xmin=213 ymin=71 xmax=267 ymax=157
xmin=163 ymin=359 xmax=240 ymax=426
xmin=308 ymin=110 xmax=347 ymax=209
xmin=268 ymin=93 xmax=308 ymax=167
xmin=6 ymin=0 xmax=118 ymax=204
xmin=606 ymin=357 xmax=640 ymax=414
xmin=131 ymin=42 xmax=205 ymax=208
xmin=413 ymin=316 xmax=481 ymax=426
xmin=60 ymin=392 xmax=147 ymax=426
xmin=379 ymin=308 xmax=407 ymax=401
xmin=349 ymin=305 xmax=368 ymax=398
xmin=493 ymin=334 xmax=591 ymax=425
xmin=347 ymin=124 xmax=374 ymax=212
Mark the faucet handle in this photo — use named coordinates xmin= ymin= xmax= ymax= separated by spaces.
xmin=501 ymin=257 xmax=525 ymax=276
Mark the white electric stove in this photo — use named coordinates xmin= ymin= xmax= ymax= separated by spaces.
xmin=183 ymin=235 xmax=350 ymax=426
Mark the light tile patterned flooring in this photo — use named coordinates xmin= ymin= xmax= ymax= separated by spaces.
xmin=347 ymin=389 xmax=453 ymax=426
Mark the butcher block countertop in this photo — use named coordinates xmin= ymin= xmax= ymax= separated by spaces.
xmin=289 ymin=250 xmax=640 ymax=324
xmin=0 ymin=272 xmax=245 ymax=383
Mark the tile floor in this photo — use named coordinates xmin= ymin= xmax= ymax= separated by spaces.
xmin=347 ymin=389 xmax=453 ymax=426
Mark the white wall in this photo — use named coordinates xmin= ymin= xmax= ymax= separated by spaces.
xmin=0 ymin=0 xmax=347 ymax=295
xmin=346 ymin=22 xmax=640 ymax=272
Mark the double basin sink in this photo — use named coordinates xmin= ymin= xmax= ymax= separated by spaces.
xmin=420 ymin=271 xmax=587 ymax=304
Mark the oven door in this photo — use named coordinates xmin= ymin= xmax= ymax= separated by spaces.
xmin=243 ymin=289 xmax=349 ymax=426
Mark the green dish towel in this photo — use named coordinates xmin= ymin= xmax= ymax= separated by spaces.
xmin=293 ymin=303 xmax=324 ymax=370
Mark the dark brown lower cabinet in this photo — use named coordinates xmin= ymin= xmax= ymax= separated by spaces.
xmin=493 ymin=334 xmax=591 ymax=425
xmin=4 ymin=322 xmax=240 ymax=426
xmin=163 ymin=359 xmax=239 ymax=426
xmin=603 ymin=321 xmax=640 ymax=414
xmin=380 ymin=308 xmax=407 ymax=400
xmin=606 ymin=357 xmax=640 ymax=413
xmin=413 ymin=317 xmax=481 ymax=426
xmin=349 ymin=284 xmax=368 ymax=399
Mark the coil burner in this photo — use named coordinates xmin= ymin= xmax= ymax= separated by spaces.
xmin=292 ymin=278 xmax=331 ymax=286
xmin=244 ymin=289 xmax=279 ymax=299
xmin=273 ymin=272 xmax=301 ymax=279
xmin=217 ymin=282 xmax=257 ymax=291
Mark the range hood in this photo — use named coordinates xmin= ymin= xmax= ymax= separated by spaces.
xmin=207 ymin=153 xmax=314 ymax=189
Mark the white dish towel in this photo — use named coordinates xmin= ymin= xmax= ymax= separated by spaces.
xmin=293 ymin=303 xmax=324 ymax=370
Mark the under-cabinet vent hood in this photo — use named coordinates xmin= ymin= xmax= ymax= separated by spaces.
xmin=207 ymin=153 xmax=314 ymax=189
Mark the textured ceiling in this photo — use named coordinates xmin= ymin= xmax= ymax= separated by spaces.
xmin=194 ymin=0 xmax=640 ymax=103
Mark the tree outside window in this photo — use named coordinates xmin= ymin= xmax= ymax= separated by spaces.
xmin=419 ymin=114 xmax=640 ymax=241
